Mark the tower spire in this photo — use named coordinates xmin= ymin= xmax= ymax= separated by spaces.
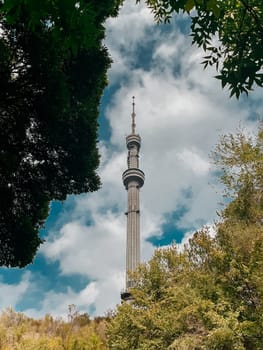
xmin=131 ymin=96 xmax=136 ymax=134
xmin=121 ymin=99 xmax=145 ymax=302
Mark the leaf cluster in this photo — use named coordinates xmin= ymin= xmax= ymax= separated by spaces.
xmin=139 ymin=0 xmax=263 ymax=97
xmin=212 ymin=126 xmax=263 ymax=223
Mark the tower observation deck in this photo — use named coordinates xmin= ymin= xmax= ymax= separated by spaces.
xmin=121 ymin=97 xmax=145 ymax=302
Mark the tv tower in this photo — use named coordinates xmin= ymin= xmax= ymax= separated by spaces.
xmin=121 ymin=97 xmax=145 ymax=301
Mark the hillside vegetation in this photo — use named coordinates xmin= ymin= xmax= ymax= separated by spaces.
xmin=0 ymin=306 xmax=108 ymax=350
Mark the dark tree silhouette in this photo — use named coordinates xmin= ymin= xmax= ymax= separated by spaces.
xmin=0 ymin=0 xmax=122 ymax=267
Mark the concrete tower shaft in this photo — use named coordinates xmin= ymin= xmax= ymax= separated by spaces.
xmin=121 ymin=98 xmax=144 ymax=299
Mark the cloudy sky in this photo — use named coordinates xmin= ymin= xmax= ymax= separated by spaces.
xmin=0 ymin=0 xmax=262 ymax=319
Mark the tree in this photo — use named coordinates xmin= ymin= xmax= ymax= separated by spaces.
xmin=107 ymin=126 xmax=263 ymax=349
xmin=0 ymin=0 xmax=122 ymax=267
xmin=139 ymin=0 xmax=263 ymax=98
xmin=212 ymin=126 xmax=263 ymax=224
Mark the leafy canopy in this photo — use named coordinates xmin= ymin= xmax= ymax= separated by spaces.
xmin=139 ymin=0 xmax=263 ymax=98
xmin=0 ymin=0 xmax=122 ymax=267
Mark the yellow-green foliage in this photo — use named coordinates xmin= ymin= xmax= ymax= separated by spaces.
xmin=0 ymin=306 xmax=109 ymax=350
xmin=107 ymin=126 xmax=263 ymax=350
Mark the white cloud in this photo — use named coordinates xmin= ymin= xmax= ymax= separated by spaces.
xmin=177 ymin=148 xmax=210 ymax=176
xmin=0 ymin=272 xmax=31 ymax=310
xmin=105 ymin=1 xmax=154 ymax=83
xmin=42 ymin=214 xmax=125 ymax=279
xmin=24 ymin=282 xmax=98 ymax=319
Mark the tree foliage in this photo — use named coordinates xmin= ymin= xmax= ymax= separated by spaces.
xmin=0 ymin=0 xmax=122 ymax=267
xmin=0 ymin=305 xmax=109 ymax=349
xmin=139 ymin=0 xmax=263 ymax=98
xmin=107 ymin=126 xmax=263 ymax=349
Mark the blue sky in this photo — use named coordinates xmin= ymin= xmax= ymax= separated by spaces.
xmin=0 ymin=0 xmax=262 ymax=318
